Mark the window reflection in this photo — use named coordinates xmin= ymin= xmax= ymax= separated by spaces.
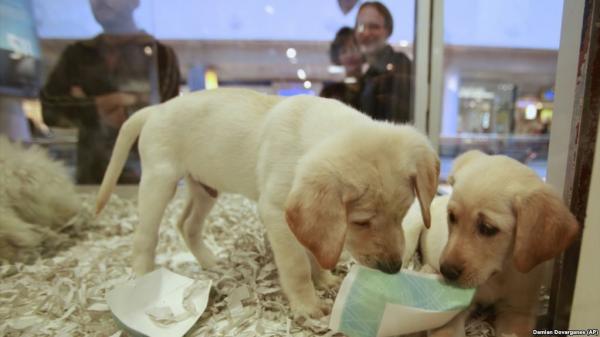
xmin=0 ymin=0 xmax=563 ymax=185
xmin=438 ymin=0 xmax=563 ymax=180
xmin=38 ymin=0 xmax=180 ymax=184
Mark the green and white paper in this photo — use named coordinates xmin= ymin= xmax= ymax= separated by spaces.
xmin=329 ymin=265 xmax=475 ymax=337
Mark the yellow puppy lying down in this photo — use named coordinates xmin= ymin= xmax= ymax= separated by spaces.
xmin=95 ymin=88 xmax=439 ymax=318
xmin=403 ymin=150 xmax=579 ymax=337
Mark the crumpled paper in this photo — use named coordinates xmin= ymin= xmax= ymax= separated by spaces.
xmin=106 ymin=268 xmax=212 ymax=337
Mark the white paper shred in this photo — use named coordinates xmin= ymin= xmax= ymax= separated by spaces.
xmin=0 ymin=191 xmax=506 ymax=337
xmin=87 ymin=303 xmax=110 ymax=311
xmin=145 ymin=306 xmax=192 ymax=326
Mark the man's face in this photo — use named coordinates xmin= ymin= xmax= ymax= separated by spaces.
xmin=355 ymin=6 xmax=390 ymax=56
xmin=89 ymin=0 xmax=138 ymax=29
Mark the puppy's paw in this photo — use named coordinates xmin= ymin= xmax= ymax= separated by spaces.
xmin=132 ymin=256 xmax=156 ymax=276
xmin=199 ymin=254 xmax=217 ymax=269
xmin=195 ymin=245 xmax=218 ymax=269
xmin=314 ymin=270 xmax=342 ymax=291
xmin=290 ymin=297 xmax=331 ymax=320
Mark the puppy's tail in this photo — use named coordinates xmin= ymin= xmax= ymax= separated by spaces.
xmin=95 ymin=107 xmax=153 ymax=215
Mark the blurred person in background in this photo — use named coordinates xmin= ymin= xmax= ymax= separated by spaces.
xmin=320 ymin=26 xmax=364 ymax=109
xmin=355 ymin=1 xmax=413 ymax=123
xmin=40 ymin=0 xmax=180 ymax=184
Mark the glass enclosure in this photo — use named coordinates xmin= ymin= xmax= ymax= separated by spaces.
xmin=0 ymin=0 xmax=585 ymax=333
xmin=438 ymin=0 xmax=563 ymax=180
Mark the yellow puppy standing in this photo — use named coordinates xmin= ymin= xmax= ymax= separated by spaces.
xmin=95 ymin=88 xmax=439 ymax=318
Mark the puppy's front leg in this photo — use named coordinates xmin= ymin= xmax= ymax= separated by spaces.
xmin=259 ymin=199 xmax=329 ymax=319
xmin=308 ymin=252 xmax=341 ymax=291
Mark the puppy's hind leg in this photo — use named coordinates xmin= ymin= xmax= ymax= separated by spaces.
xmin=176 ymin=177 xmax=218 ymax=269
xmin=132 ymin=168 xmax=180 ymax=276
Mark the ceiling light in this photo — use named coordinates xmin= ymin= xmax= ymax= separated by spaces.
xmin=297 ymin=69 xmax=306 ymax=80
xmin=286 ymin=48 xmax=297 ymax=59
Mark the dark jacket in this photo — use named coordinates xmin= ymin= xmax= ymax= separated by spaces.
xmin=40 ymin=33 xmax=180 ymax=184
xmin=320 ymin=80 xmax=362 ymax=110
xmin=360 ymin=45 xmax=413 ymax=123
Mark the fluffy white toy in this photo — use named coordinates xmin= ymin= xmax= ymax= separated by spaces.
xmin=0 ymin=136 xmax=80 ymax=263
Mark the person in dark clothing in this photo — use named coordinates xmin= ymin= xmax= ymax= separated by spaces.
xmin=320 ymin=27 xmax=364 ymax=110
xmin=40 ymin=0 xmax=180 ymax=184
xmin=355 ymin=1 xmax=413 ymax=123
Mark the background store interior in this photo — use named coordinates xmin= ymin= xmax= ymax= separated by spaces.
xmin=1 ymin=0 xmax=564 ymax=181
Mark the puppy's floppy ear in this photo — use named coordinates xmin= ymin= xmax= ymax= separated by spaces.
xmin=512 ymin=186 xmax=580 ymax=273
xmin=285 ymin=172 xmax=353 ymax=270
xmin=448 ymin=150 xmax=486 ymax=185
xmin=412 ymin=151 xmax=440 ymax=229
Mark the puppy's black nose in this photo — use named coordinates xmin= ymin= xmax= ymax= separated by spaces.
xmin=440 ymin=263 xmax=463 ymax=281
xmin=377 ymin=260 xmax=402 ymax=274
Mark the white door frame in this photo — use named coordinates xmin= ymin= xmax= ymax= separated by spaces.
xmin=414 ymin=0 xmax=444 ymax=149
xmin=413 ymin=0 xmax=432 ymax=136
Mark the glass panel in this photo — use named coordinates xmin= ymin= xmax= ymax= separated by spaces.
xmin=1 ymin=0 xmax=416 ymax=184
xmin=435 ymin=0 xmax=567 ymax=328
xmin=439 ymin=0 xmax=564 ymax=181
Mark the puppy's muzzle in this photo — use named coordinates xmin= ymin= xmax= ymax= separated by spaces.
xmin=376 ymin=260 xmax=402 ymax=274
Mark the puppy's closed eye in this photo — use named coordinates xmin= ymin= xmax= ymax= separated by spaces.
xmin=352 ymin=220 xmax=371 ymax=228
xmin=477 ymin=221 xmax=499 ymax=237
xmin=349 ymin=211 xmax=375 ymax=229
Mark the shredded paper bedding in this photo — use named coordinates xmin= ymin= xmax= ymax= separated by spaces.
xmin=0 ymin=192 xmax=496 ymax=337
